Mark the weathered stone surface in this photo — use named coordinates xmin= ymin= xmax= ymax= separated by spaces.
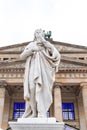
xmin=9 ymin=118 xmax=64 ymax=130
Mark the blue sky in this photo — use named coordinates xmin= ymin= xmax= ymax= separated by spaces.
xmin=0 ymin=0 xmax=87 ymax=47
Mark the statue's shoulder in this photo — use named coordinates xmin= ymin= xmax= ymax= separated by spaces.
xmin=25 ymin=41 xmax=35 ymax=49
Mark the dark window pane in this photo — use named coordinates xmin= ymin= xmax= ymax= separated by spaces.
xmin=63 ymin=112 xmax=68 ymax=120
xmin=13 ymin=111 xmax=20 ymax=119
xmin=13 ymin=102 xmax=25 ymax=120
xmin=20 ymin=103 xmax=25 ymax=109
xmin=69 ymin=112 xmax=75 ymax=120
xmin=68 ymin=103 xmax=74 ymax=111
xmin=62 ymin=103 xmax=75 ymax=120
xmin=20 ymin=112 xmax=25 ymax=118
xmin=14 ymin=103 xmax=20 ymax=110
xmin=62 ymin=103 xmax=68 ymax=109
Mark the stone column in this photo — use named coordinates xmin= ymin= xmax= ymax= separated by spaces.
xmin=0 ymin=87 xmax=5 ymax=128
xmin=77 ymin=95 xmax=86 ymax=130
xmin=2 ymin=90 xmax=10 ymax=130
xmin=80 ymin=83 xmax=87 ymax=129
xmin=54 ymin=86 xmax=63 ymax=121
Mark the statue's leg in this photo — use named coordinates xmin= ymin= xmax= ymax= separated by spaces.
xmin=37 ymin=102 xmax=46 ymax=118
xmin=29 ymin=87 xmax=37 ymax=117
xmin=22 ymin=100 xmax=32 ymax=118
xmin=36 ymin=84 xmax=46 ymax=118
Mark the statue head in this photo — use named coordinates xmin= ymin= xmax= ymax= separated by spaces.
xmin=34 ymin=29 xmax=44 ymax=41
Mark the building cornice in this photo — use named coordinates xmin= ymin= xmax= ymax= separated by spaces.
xmin=61 ymin=56 xmax=87 ymax=66
xmin=0 ymin=39 xmax=87 ymax=51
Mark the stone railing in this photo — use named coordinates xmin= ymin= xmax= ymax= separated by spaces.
xmin=65 ymin=123 xmax=79 ymax=130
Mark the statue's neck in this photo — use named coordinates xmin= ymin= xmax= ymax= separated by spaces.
xmin=36 ymin=37 xmax=41 ymax=42
xmin=36 ymin=39 xmax=42 ymax=43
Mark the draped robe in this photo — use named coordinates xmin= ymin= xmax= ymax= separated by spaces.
xmin=20 ymin=41 xmax=60 ymax=116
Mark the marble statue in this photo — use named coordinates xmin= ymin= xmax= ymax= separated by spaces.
xmin=20 ymin=29 xmax=60 ymax=118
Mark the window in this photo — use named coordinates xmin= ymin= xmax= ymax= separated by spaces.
xmin=13 ymin=102 xmax=50 ymax=119
xmin=13 ymin=102 xmax=25 ymax=120
xmin=62 ymin=103 xmax=75 ymax=120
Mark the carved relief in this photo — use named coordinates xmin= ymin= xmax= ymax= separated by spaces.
xmin=0 ymin=72 xmax=87 ymax=79
xmin=56 ymin=45 xmax=87 ymax=52
xmin=0 ymin=63 xmax=25 ymax=69
xmin=0 ymin=60 xmax=86 ymax=70
xmin=59 ymin=62 xmax=84 ymax=68
xmin=0 ymin=45 xmax=26 ymax=52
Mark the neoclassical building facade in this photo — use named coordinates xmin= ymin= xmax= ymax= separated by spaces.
xmin=0 ymin=39 xmax=87 ymax=130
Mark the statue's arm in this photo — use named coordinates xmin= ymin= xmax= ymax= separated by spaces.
xmin=20 ymin=43 xmax=34 ymax=59
xmin=39 ymin=37 xmax=54 ymax=50
xmin=20 ymin=42 xmax=40 ymax=59
xmin=40 ymin=38 xmax=60 ymax=59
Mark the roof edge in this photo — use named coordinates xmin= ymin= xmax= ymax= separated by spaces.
xmin=0 ymin=39 xmax=87 ymax=50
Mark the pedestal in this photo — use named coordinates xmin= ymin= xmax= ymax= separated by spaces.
xmin=9 ymin=118 xmax=64 ymax=130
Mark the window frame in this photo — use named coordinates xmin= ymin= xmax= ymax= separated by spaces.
xmin=13 ymin=102 xmax=25 ymax=120
xmin=62 ymin=102 xmax=75 ymax=121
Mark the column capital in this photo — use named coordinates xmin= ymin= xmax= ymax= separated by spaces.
xmin=0 ymin=87 xmax=5 ymax=98
xmin=0 ymin=80 xmax=7 ymax=88
xmin=54 ymin=82 xmax=62 ymax=89
xmin=54 ymin=86 xmax=61 ymax=89
xmin=80 ymin=82 xmax=87 ymax=88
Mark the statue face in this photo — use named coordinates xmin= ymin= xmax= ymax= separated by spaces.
xmin=34 ymin=29 xmax=44 ymax=40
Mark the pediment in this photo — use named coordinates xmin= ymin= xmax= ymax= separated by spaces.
xmin=53 ymin=41 xmax=87 ymax=52
xmin=0 ymin=42 xmax=29 ymax=52
xmin=0 ymin=40 xmax=87 ymax=53
xmin=0 ymin=39 xmax=87 ymax=71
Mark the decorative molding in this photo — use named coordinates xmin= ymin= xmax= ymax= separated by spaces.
xmin=55 ymin=45 xmax=87 ymax=52
xmin=59 ymin=62 xmax=83 ymax=68
xmin=57 ymin=73 xmax=87 ymax=78
xmin=0 ymin=40 xmax=87 ymax=53
xmin=0 ymin=71 xmax=87 ymax=79
xmin=0 ymin=73 xmax=24 ymax=78
xmin=0 ymin=45 xmax=87 ymax=55
xmin=54 ymin=82 xmax=80 ymax=96
xmin=0 ymin=44 xmax=25 ymax=53
xmin=0 ymin=59 xmax=25 ymax=68
xmin=0 ymin=61 xmax=87 ymax=73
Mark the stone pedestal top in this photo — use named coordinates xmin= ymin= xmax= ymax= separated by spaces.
xmin=9 ymin=118 xmax=65 ymax=130
xmin=17 ymin=117 xmax=57 ymax=124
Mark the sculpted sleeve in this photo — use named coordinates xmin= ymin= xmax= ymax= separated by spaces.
xmin=20 ymin=42 xmax=35 ymax=59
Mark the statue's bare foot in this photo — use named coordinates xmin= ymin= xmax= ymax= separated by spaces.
xmin=38 ymin=112 xmax=46 ymax=118
xmin=22 ymin=112 xmax=31 ymax=118
xmin=29 ymin=112 xmax=37 ymax=118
